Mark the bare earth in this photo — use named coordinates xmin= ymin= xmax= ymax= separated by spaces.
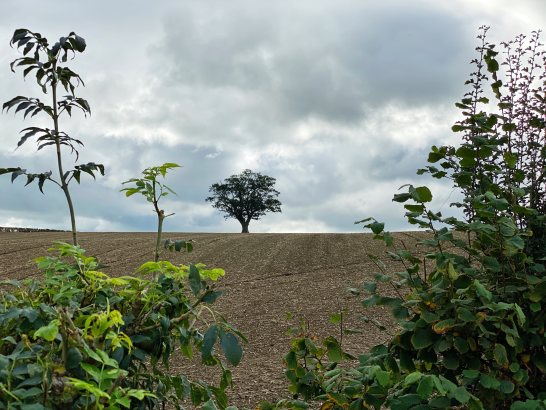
xmin=0 ymin=231 xmax=428 ymax=408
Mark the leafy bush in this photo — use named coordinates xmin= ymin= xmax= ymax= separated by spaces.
xmin=265 ymin=27 xmax=546 ymax=410
xmin=0 ymin=243 xmax=244 ymax=409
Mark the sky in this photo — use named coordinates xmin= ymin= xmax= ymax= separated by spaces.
xmin=0 ymin=0 xmax=544 ymax=233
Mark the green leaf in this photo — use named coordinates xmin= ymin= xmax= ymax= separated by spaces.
xmin=458 ymin=307 xmax=476 ymax=322
xmin=202 ymin=400 xmax=218 ymax=410
xmin=510 ymin=400 xmax=543 ymax=410
xmin=411 ymin=186 xmax=433 ymax=203
xmin=393 ymin=192 xmax=412 ymax=203
xmin=416 ymin=375 xmax=434 ymax=399
xmin=499 ymin=380 xmax=515 ymax=394
xmin=81 ymin=362 xmax=102 ymax=382
xmin=202 ymin=325 xmax=218 ymax=359
xmin=480 ymin=373 xmax=500 ymax=390
xmin=452 ymin=124 xmax=466 ymax=132
xmin=220 ymin=332 xmax=243 ymax=366
xmin=324 ymin=337 xmax=343 ymax=362
xmin=493 ymin=343 xmax=508 ymax=366
xmin=463 ymin=369 xmax=480 ymax=379
xmin=375 ymin=369 xmax=390 ymax=387
xmin=404 ymin=371 xmax=422 ymax=386
xmin=443 ymin=353 xmax=459 ymax=370
xmin=411 ymin=329 xmax=434 ymax=350
xmin=474 ymin=280 xmax=492 ymax=301
xmin=368 ymin=221 xmax=384 ymax=234
xmin=502 ymin=123 xmax=517 ymax=132
xmin=454 ymin=338 xmax=469 ymax=354
xmin=33 ymin=319 xmax=59 ymax=341
xmin=189 ymin=264 xmax=202 ymax=296
xmin=451 ymin=386 xmax=471 ymax=404
xmin=66 ymin=347 xmax=83 ymax=369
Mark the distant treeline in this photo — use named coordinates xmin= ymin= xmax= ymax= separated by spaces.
xmin=0 ymin=227 xmax=66 ymax=232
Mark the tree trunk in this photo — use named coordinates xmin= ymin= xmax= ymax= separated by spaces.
xmin=52 ymin=62 xmax=78 ymax=246
xmin=154 ymin=210 xmax=165 ymax=262
xmin=241 ymin=221 xmax=250 ymax=233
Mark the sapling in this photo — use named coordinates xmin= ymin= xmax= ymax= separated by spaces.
xmin=121 ymin=163 xmax=193 ymax=262
xmin=1 ymin=29 xmax=104 ymax=245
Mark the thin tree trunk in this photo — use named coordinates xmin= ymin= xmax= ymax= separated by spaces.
xmin=154 ymin=210 xmax=165 ymax=262
xmin=52 ymin=63 xmax=78 ymax=246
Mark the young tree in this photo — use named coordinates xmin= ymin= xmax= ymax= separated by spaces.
xmin=206 ymin=169 xmax=282 ymax=233
xmin=1 ymin=29 xmax=104 ymax=245
xmin=121 ymin=163 xmax=192 ymax=262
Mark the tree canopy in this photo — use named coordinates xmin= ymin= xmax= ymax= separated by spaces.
xmin=206 ymin=169 xmax=282 ymax=233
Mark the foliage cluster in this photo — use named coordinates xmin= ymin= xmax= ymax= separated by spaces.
xmin=261 ymin=27 xmax=546 ymax=410
xmin=0 ymin=242 xmax=244 ymax=409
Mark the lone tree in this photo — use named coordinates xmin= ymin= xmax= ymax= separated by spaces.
xmin=206 ymin=169 xmax=282 ymax=233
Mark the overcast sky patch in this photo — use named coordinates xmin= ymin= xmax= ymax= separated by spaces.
xmin=0 ymin=1 xmax=543 ymax=233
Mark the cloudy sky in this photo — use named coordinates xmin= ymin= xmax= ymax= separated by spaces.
xmin=0 ymin=0 xmax=544 ymax=233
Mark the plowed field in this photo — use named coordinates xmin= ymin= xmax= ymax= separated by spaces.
xmin=0 ymin=231 xmax=428 ymax=407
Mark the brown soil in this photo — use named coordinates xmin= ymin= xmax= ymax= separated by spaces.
xmin=0 ymin=231 xmax=430 ymax=408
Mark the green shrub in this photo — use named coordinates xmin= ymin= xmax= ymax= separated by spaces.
xmin=0 ymin=243 xmax=244 ymax=409
xmin=267 ymin=27 xmax=546 ymax=410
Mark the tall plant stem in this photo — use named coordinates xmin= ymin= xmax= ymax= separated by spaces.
xmin=52 ymin=63 xmax=78 ymax=245
xmin=154 ymin=209 xmax=165 ymax=262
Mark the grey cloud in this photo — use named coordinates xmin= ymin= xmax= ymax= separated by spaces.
xmin=0 ymin=1 xmax=543 ymax=233
xmin=153 ymin=1 xmax=471 ymax=129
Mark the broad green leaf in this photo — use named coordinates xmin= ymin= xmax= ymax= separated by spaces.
xmin=66 ymin=347 xmax=83 ymax=369
xmin=416 ymin=375 xmax=434 ymax=399
xmin=454 ymin=338 xmax=469 ymax=354
xmin=220 ymin=332 xmax=243 ymax=366
xmin=404 ymin=371 xmax=422 ymax=386
xmin=499 ymin=380 xmax=515 ymax=394
xmin=202 ymin=400 xmax=218 ymax=410
xmin=510 ymin=400 xmax=542 ymax=410
xmin=189 ymin=264 xmax=202 ymax=296
xmin=451 ymin=386 xmax=471 ymax=404
xmin=33 ymin=319 xmax=60 ymax=341
xmin=443 ymin=353 xmax=459 ymax=370
xmin=463 ymin=369 xmax=480 ymax=379
xmin=81 ymin=363 xmax=102 ymax=382
xmin=375 ymin=369 xmax=390 ymax=387
xmin=474 ymin=280 xmax=492 ymax=301
xmin=202 ymin=325 xmax=218 ymax=359
xmin=324 ymin=337 xmax=343 ymax=362
xmin=493 ymin=343 xmax=508 ymax=366
xmin=480 ymin=373 xmax=500 ymax=390
xmin=447 ymin=262 xmax=459 ymax=280
xmin=411 ymin=186 xmax=433 ymax=203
